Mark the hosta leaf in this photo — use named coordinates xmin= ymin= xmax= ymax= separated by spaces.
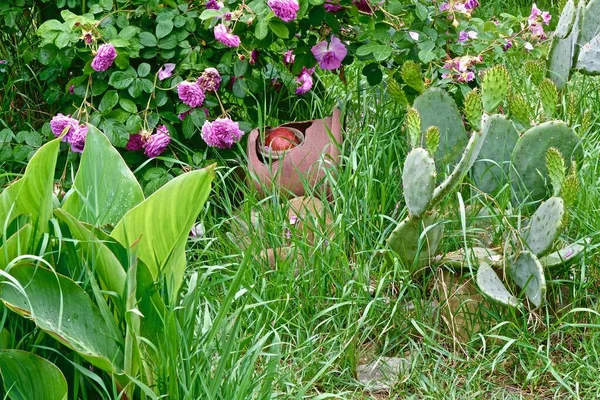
xmin=63 ymin=125 xmax=144 ymax=226
xmin=0 ymin=264 xmax=124 ymax=373
xmin=111 ymin=165 xmax=214 ymax=301
xmin=0 ymin=350 xmax=68 ymax=400
xmin=0 ymin=139 xmax=60 ymax=240
xmin=0 ymin=224 xmax=33 ymax=270
xmin=55 ymin=209 xmax=126 ymax=299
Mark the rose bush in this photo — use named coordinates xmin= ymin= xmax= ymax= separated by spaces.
xmin=16 ymin=0 xmax=550 ymax=181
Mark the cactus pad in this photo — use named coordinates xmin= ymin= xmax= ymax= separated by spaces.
xmin=481 ymin=65 xmax=510 ymax=113
xmin=405 ymin=108 xmax=421 ymax=148
xmin=476 ymin=261 xmax=519 ymax=307
xmin=441 ymin=247 xmax=500 ymax=269
xmin=524 ymin=60 xmax=546 ymax=86
xmin=508 ymin=93 xmax=530 ymax=128
xmin=554 ymin=0 xmax=577 ymax=38
xmin=413 ymin=88 xmax=468 ymax=176
xmin=548 ymin=1 xmax=584 ymax=89
xmin=402 ymin=148 xmax=436 ymax=217
xmin=562 ymin=161 xmax=579 ymax=208
xmin=425 ymin=126 xmax=440 ymax=156
xmin=387 ymin=78 xmax=409 ymax=106
xmin=580 ymin=0 xmax=600 ymax=45
xmin=539 ymin=79 xmax=558 ymax=118
xmin=511 ymin=121 xmax=583 ymax=204
xmin=472 ymin=114 xmax=519 ymax=193
xmin=387 ymin=212 xmax=444 ymax=271
xmin=432 ymin=114 xmax=490 ymax=204
xmin=524 ymin=197 xmax=564 ymax=257
xmin=509 ymin=251 xmax=546 ymax=307
xmin=576 ymin=33 xmax=600 ymax=75
xmin=464 ymin=89 xmax=483 ymax=131
xmin=401 ymin=61 xmax=425 ymax=93
xmin=539 ymin=240 xmax=587 ymax=268
xmin=545 ymin=147 xmax=566 ymax=196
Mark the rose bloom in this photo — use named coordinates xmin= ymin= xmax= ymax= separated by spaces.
xmin=296 ymin=67 xmax=314 ymax=95
xmin=158 ymin=63 xmax=176 ymax=81
xmin=70 ymin=125 xmax=88 ymax=153
xmin=214 ymin=24 xmax=241 ymax=47
xmin=91 ymin=43 xmax=117 ymax=72
xmin=144 ymin=125 xmax=171 ymax=158
xmin=201 ymin=118 xmax=244 ymax=149
xmin=267 ymin=0 xmax=299 ymax=22
xmin=50 ymin=113 xmax=79 ymax=142
xmin=198 ymin=67 xmax=221 ymax=91
xmin=311 ymin=36 xmax=347 ymax=70
xmin=178 ymin=81 xmax=206 ymax=107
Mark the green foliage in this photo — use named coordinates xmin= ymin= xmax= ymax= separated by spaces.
xmin=0 ymin=350 xmax=68 ymax=400
xmin=545 ymin=147 xmax=566 ymax=196
xmin=481 ymin=65 xmax=510 ymax=113
xmin=464 ymin=89 xmax=483 ymax=131
xmin=400 ymin=61 xmax=425 ymax=93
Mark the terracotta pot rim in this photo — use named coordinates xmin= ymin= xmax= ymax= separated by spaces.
xmin=258 ymin=127 xmax=305 ymax=161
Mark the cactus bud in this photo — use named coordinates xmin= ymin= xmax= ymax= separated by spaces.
xmin=481 ymin=65 xmax=510 ymax=113
xmin=508 ymin=93 xmax=530 ymax=128
xmin=545 ymin=147 xmax=566 ymax=196
xmin=425 ymin=126 xmax=440 ymax=155
xmin=539 ymin=78 xmax=558 ymax=118
xmin=405 ymin=108 xmax=422 ymax=148
xmin=387 ymin=78 xmax=408 ymax=107
xmin=562 ymin=161 xmax=579 ymax=209
xmin=524 ymin=60 xmax=545 ymax=86
xmin=400 ymin=61 xmax=425 ymax=93
xmin=464 ymin=89 xmax=483 ymax=131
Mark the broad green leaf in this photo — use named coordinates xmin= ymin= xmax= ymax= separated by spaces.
xmin=111 ymin=165 xmax=215 ymax=301
xmin=0 ymin=350 xmax=67 ymax=400
xmin=156 ymin=20 xmax=174 ymax=39
xmin=269 ymin=20 xmax=289 ymax=38
xmin=138 ymin=32 xmax=157 ymax=47
xmin=98 ymin=90 xmax=119 ymax=114
xmin=255 ymin=20 xmax=268 ymax=39
xmin=62 ymin=125 xmax=144 ymax=226
xmin=55 ymin=209 xmax=126 ymax=299
xmin=0 ymin=264 xmax=124 ymax=373
xmin=0 ymin=139 xmax=60 ymax=239
xmin=109 ymin=71 xmax=135 ymax=90
xmin=0 ymin=224 xmax=33 ymax=270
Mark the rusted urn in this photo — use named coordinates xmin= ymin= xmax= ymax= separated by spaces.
xmin=246 ymin=108 xmax=343 ymax=198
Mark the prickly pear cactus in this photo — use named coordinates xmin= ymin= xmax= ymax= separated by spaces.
xmin=464 ymin=89 xmax=483 ymax=131
xmin=540 ymin=241 xmax=587 ymax=268
xmin=576 ymin=33 xmax=600 ymax=74
xmin=387 ymin=211 xmax=444 ymax=270
xmin=562 ymin=161 xmax=580 ymax=208
xmin=580 ymin=0 xmax=600 ymax=45
xmin=387 ymin=78 xmax=409 ymax=106
xmin=425 ymin=126 xmax=440 ymax=156
xmin=402 ymin=148 xmax=436 ymax=218
xmin=481 ymin=65 xmax=510 ymax=113
xmin=539 ymin=79 xmax=558 ymax=118
xmin=548 ymin=0 xmax=587 ymax=88
xmin=405 ymin=108 xmax=421 ymax=148
xmin=472 ymin=114 xmax=519 ymax=194
xmin=413 ymin=88 xmax=468 ymax=176
xmin=509 ymin=251 xmax=546 ymax=307
xmin=524 ymin=60 xmax=546 ymax=86
xmin=546 ymin=147 xmax=566 ymax=196
xmin=511 ymin=121 xmax=583 ymax=204
xmin=401 ymin=61 xmax=425 ymax=93
xmin=524 ymin=197 xmax=565 ymax=257
xmin=508 ymin=93 xmax=530 ymax=129
xmin=477 ymin=261 xmax=519 ymax=307
xmin=554 ymin=0 xmax=577 ymax=39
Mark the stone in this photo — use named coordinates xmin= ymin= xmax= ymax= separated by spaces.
xmin=357 ymin=356 xmax=408 ymax=393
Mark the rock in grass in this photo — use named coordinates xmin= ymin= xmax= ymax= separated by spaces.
xmin=357 ymin=356 xmax=408 ymax=393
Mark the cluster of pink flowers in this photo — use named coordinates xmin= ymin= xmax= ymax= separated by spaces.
xmin=201 ymin=118 xmax=244 ymax=149
xmin=267 ymin=0 xmax=299 ymax=22
xmin=528 ymin=3 xmax=551 ymax=41
xmin=441 ymin=55 xmax=483 ymax=82
xmin=296 ymin=67 xmax=315 ymax=95
xmin=91 ymin=43 xmax=117 ymax=72
xmin=50 ymin=114 xmax=88 ymax=153
xmin=439 ymin=0 xmax=479 ymax=16
xmin=125 ymin=125 xmax=171 ymax=158
xmin=177 ymin=67 xmax=222 ymax=110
